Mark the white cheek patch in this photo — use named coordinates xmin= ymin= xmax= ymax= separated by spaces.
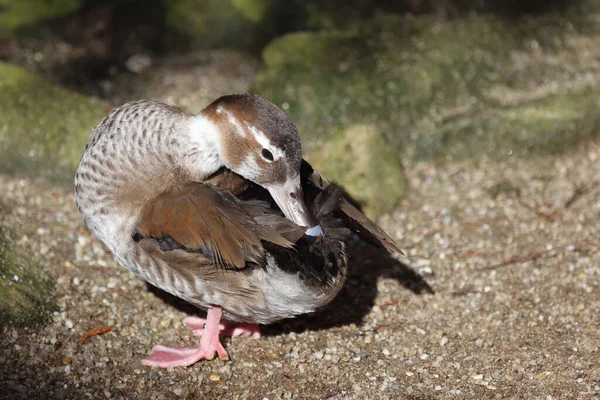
xmin=216 ymin=105 xmax=246 ymax=137
xmin=246 ymin=124 xmax=285 ymax=161
xmin=238 ymin=153 xmax=261 ymax=182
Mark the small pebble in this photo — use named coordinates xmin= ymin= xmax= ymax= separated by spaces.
xmin=125 ymin=54 xmax=152 ymax=73
xmin=78 ymin=235 xmax=91 ymax=247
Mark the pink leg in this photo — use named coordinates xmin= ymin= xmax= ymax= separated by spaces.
xmin=183 ymin=316 xmax=261 ymax=339
xmin=141 ymin=307 xmax=260 ymax=368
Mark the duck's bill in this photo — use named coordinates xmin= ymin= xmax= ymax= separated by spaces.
xmin=267 ymin=183 xmax=323 ymax=237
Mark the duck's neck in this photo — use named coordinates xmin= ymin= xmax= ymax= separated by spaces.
xmin=185 ymin=113 xmax=225 ymax=180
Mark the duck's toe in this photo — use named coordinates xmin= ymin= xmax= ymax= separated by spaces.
xmin=224 ymin=323 xmax=261 ymax=339
xmin=141 ymin=344 xmax=212 ymax=368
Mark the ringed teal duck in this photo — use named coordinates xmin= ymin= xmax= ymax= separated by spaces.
xmin=74 ymin=93 xmax=402 ymax=368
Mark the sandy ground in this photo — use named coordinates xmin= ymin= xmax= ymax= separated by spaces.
xmin=1 ymin=143 xmax=599 ymax=399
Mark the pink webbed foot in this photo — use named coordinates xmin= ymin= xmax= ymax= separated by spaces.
xmin=141 ymin=307 xmax=260 ymax=368
xmin=141 ymin=342 xmax=228 ymax=368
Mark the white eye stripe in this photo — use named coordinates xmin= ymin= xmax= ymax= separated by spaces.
xmin=217 ymin=105 xmax=246 ymax=137
xmin=246 ymin=124 xmax=285 ymax=160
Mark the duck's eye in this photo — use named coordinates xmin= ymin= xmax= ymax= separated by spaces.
xmin=261 ymin=148 xmax=274 ymax=161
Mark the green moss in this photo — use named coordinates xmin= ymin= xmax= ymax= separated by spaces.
xmin=308 ymin=124 xmax=405 ymax=218
xmin=166 ymin=0 xmax=276 ymax=50
xmin=0 ymin=225 xmax=56 ymax=327
xmin=0 ymin=62 xmax=107 ymax=184
xmin=428 ymin=87 xmax=600 ymax=160
xmin=498 ymin=89 xmax=600 ymax=153
xmin=261 ymin=31 xmax=360 ymax=70
xmin=232 ymin=0 xmax=273 ymax=24
xmin=0 ymin=0 xmax=81 ymax=32
xmin=254 ymin=12 xmax=600 ymax=167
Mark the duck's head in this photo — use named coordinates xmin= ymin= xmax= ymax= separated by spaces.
xmin=202 ymin=93 xmax=323 ymax=236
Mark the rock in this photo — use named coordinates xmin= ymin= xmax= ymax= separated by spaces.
xmin=125 ymin=54 xmax=152 ymax=74
xmin=309 ymin=124 xmax=405 ymax=218
xmin=0 ymin=224 xmax=56 ymax=327
xmin=253 ymin=13 xmax=600 ymax=169
xmin=165 ymin=0 xmax=294 ymax=50
xmin=0 ymin=62 xmax=108 ymax=183
xmin=0 ymin=0 xmax=82 ymax=32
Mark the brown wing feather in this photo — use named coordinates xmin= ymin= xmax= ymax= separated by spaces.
xmin=205 ymin=167 xmax=272 ymax=202
xmin=301 ymin=160 xmax=404 ymax=255
xmin=136 ymin=182 xmax=300 ymax=269
xmin=205 ymin=168 xmax=305 ymax=243
xmin=204 ymin=167 xmax=252 ymax=197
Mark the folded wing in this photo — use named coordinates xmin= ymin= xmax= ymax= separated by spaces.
xmin=135 ymin=182 xmax=304 ymax=269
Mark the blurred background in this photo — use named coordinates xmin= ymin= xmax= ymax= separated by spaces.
xmin=2 ymin=2 xmax=600 ymax=398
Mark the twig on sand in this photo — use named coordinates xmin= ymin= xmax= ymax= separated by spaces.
xmin=563 ymin=181 xmax=599 ymax=209
xmin=480 ymin=241 xmax=600 ymax=271
xmin=517 ymin=181 xmax=599 ymax=220
xmin=80 ymin=325 xmax=114 ymax=345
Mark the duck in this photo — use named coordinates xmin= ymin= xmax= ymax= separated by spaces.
xmin=74 ymin=93 xmax=402 ymax=368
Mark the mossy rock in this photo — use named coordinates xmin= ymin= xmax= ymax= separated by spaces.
xmin=309 ymin=124 xmax=405 ymax=218
xmin=0 ymin=224 xmax=56 ymax=327
xmin=254 ymin=13 xmax=600 ymax=167
xmin=0 ymin=62 xmax=108 ymax=184
xmin=166 ymin=0 xmax=284 ymax=50
xmin=0 ymin=0 xmax=82 ymax=32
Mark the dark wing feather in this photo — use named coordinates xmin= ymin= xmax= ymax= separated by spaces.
xmin=337 ymin=199 xmax=404 ymax=254
xmin=136 ymin=182 xmax=303 ymax=269
xmin=300 ymin=160 xmax=404 ymax=255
